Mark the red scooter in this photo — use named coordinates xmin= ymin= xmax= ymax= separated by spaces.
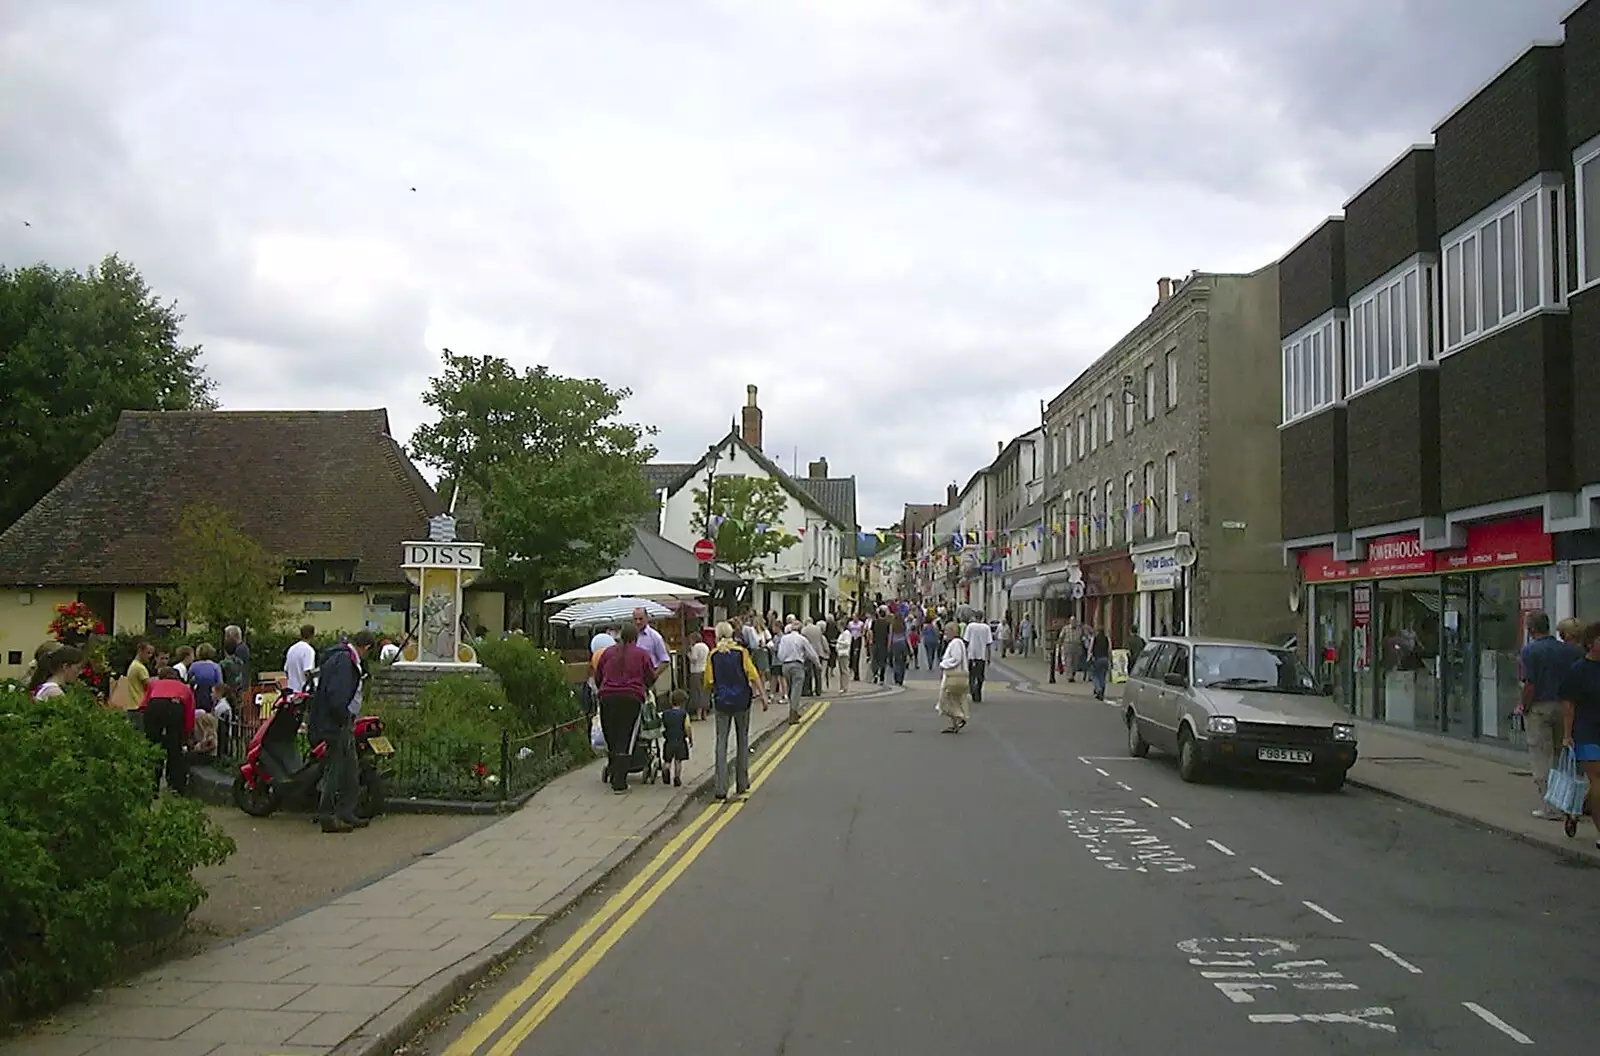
xmin=232 ymin=688 xmax=393 ymax=818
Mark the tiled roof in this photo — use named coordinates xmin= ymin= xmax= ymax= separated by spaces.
xmin=0 ymin=410 xmax=444 ymax=587
xmin=660 ymin=434 xmax=856 ymax=537
xmin=622 ymin=525 xmax=741 ymax=585
xmin=643 ymin=463 xmax=695 ymax=493
xmin=793 ymin=477 xmax=857 ymax=532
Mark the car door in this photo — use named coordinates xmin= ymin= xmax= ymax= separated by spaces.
xmin=1161 ymin=644 xmax=1195 ymax=745
xmin=1123 ymin=643 xmax=1160 ymax=723
xmin=1138 ymin=643 xmax=1178 ymax=748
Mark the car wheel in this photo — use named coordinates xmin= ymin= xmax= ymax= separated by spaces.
xmin=1177 ymin=728 xmax=1203 ymax=783
xmin=1126 ymin=711 xmax=1150 ymax=758
xmin=1314 ymin=770 xmax=1346 ymax=793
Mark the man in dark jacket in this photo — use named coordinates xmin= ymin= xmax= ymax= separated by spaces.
xmin=312 ymin=629 xmax=375 ymax=833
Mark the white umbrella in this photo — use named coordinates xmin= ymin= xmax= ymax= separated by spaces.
xmin=546 ymin=567 xmax=708 ymax=604
xmin=550 ymin=596 xmax=672 ymax=627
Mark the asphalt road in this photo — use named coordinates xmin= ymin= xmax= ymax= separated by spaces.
xmin=418 ymin=659 xmax=1600 ymax=1055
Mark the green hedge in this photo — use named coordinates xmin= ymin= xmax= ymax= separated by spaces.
xmin=0 ymin=684 xmax=235 ymax=1019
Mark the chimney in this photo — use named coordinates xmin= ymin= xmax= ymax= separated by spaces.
xmin=741 ymin=384 xmax=763 ymax=451
xmin=1156 ymin=276 xmax=1173 ymax=305
xmin=946 ymin=482 xmax=958 ymax=506
xmin=807 ymin=457 xmax=829 ymax=479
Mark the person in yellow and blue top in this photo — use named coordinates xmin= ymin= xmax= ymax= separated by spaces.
xmin=703 ymin=622 xmax=769 ymax=801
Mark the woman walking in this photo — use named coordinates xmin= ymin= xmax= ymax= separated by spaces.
xmin=594 ymin=623 xmax=656 ymax=794
xmin=936 ymin=621 xmax=970 ymax=733
xmin=888 ymin=614 xmax=911 ymax=685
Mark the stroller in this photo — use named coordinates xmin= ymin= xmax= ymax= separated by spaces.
xmin=599 ymin=693 xmax=665 ymax=786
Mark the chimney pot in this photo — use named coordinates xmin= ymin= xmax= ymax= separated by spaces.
xmin=1157 ymin=276 xmax=1173 ymax=304
xmin=740 ymin=384 xmax=764 ymax=451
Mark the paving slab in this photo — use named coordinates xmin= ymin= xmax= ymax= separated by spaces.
xmin=0 ymin=696 xmax=829 ymax=1056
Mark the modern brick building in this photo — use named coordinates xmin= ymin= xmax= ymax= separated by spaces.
xmin=1023 ymin=268 xmax=1291 ymax=650
xmin=1279 ymin=0 xmax=1600 ymax=744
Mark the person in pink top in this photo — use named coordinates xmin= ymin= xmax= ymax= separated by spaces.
xmin=594 ymin=623 xmax=657 ymax=794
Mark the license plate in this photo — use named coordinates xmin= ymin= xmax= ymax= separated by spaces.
xmin=366 ymin=736 xmax=395 ymax=755
xmin=1258 ymin=746 xmax=1313 ymax=764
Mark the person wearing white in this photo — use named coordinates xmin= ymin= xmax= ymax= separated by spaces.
xmin=379 ymin=637 xmax=402 ymax=664
xmin=775 ymin=622 xmax=821 ymax=723
xmin=963 ymin=618 xmax=994 ymax=703
xmin=835 ymin=625 xmax=852 ymax=693
xmin=937 ymin=622 xmax=970 ymax=732
xmin=284 ymin=624 xmax=318 ymax=694
xmin=687 ymin=632 xmax=711 ymax=719
xmin=589 ymin=627 xmax=618 ymax=655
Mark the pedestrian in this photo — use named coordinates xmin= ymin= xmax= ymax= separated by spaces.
xmin=924 ymin=615 xmax=943 ymax=670
xmin=172 ymin=646 xmax=194 ymax=682
xmin=1090 ymin=624 xmax=1112 ymax=700
xmin=802 ymin=618 xmax=830 ymax=696
xmin=310 ymin=629 xmax=375 ymax=832
xmin=936 ymin=621 xmax=970 ymax=733
xmin=1127 ymin=626 xmax=1147 ymax=669
xmin=687 ymin=628 xmax=711 ymax=721
xmin=1557 ymin=620 xmax=1600 ymax=846
xmin=963 ymin=614 xmax=993 ymax=703
xmin=888 ymin=613 xmax=910 ymax=685
xmin=139 ymin=665 xmax=196 ymax=796
xmin=999 ymin=617 xmax=1013 ymax=658
xmin=27 ymin=644 xmax=82 ymax=701
xmin=848 ymin=612 xmax=865 ymax=681
xmin=908 ymin=619 xmax=922 ymax=670
xmin=869 ymin=607 xmax=891 ymax=684
xmin=284 ymin=623 xmax=317 ymax=694
xmin=775 ymin=620 xmax=820 ymax=724
xmin=834 ymin=622 xmax=852 ymax=693
xmin=704 ymin=621 xmax=769 ymax=800
xmin=660 ymin=688 xmax=692 ymax=787
xmin=595 ymin=623 xmax=657 ymax=794
xmin=125 ymin=639 xmax=154 ymax=721
xmin=1521 ymin=612 xmax=1583 ymax=819
xmin=631 ymin=607 xmax=673 ymax=700
xmin=1019 ymin=616 xmax=1033 ymax=658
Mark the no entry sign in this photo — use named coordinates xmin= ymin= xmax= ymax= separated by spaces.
xmin=693 ymin=538 xmax=716 ymax=562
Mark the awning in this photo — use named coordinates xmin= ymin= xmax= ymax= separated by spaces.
xmin=1009 ymin=576 xmax=1047 ymax=601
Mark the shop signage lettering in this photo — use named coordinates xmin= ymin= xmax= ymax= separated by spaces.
xmin=1135 ymin=549 xmax=1179 ymax=576
xmin=403 ymin=542 xmax=484 ymax=569
xmin=1297 ymin=515 xmax=1550 ymax=584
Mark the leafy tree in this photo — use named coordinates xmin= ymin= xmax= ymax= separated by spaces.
xmin=0 ymin=255 xmax=215 ymax=530
xmin=689 ymin=474 xmax=798 ymax=576
xmin=408 ymin=351 xmax=657 ymax=601
xmin=162 ymin=504 xmax=290 ymax=636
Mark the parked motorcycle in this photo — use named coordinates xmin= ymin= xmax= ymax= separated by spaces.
xmin=231 ymin=688 xmax=393 ymax=818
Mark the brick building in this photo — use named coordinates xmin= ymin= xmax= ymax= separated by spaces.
xmin=1022 ymin=269 xmax=1291 ymax=650
xmin=1279 ymin=0 xmax=1600 ymax=744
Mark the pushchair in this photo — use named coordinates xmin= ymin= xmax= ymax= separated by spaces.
xmin=599 ymin=693 xmax=664 ymax=786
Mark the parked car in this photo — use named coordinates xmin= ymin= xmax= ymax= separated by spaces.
xmin=1123 ymin=636 xmax=1357 ymax=791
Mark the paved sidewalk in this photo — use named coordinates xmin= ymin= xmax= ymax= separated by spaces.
xmin=1348 ymin=720 xmax=1600 ymax=864
xmin=990 ymin=654 xmax=1123 ymax=701
xmin=2 ymin=701 xmax=807 ymax=1056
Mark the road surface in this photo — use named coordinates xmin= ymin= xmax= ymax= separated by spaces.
xmin=415 ymin=661 xmax=1600 ymax=1055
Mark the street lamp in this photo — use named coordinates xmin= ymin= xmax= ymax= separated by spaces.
xmin=698 ymin=443 xmax=721 ymax=594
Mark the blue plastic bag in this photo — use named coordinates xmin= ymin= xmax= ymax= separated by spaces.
xmin=1544 ymin=746 xmax=1590 ymax=817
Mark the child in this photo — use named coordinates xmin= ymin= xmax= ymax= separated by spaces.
xmin=661 ymin=688 xmax=692 ymax=787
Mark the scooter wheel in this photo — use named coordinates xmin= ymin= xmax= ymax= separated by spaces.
xmin=357 ymin=767 xmax=388 ymax=819
xmin=233 ymin=776 xmax=279 ymax=817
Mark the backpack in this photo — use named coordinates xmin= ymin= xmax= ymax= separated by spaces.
xmin=709 ymin=647 xmax=753 ymax=713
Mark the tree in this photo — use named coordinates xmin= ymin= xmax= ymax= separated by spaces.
xmin=408 ymin=351 xmax=657 ymax=599
xmin=163 ymin=504 xmax=289 ymax=636
xmin=689 ymin=475 xmax=798 ymax=576
xmin=0 ymin=255 xmax=215 ymax=531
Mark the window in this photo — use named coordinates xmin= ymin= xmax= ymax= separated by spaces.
xmin=1348 ymin=258 xmax=1437 ymax=396
xmin=1164 ymin=452 xmax=1178 ymax=534
xmin=1165 ymin=350 xmax=1178 ymax=409
xmin=1089 ymin=488 xmax=1100 ymax=550
xmin=1103 ymin=393 xmax=1114 ymax=444
xmin=1143 ymin=461 xmax=1156 ymax=538
xmin=1143 ymin=363 xmax=1155 ymax=421
xmin=1123 ymin=470 xmax=1136 ymax=544
xmin=1076 ymin=414 xmax=1085 ymax=459
xmin=1104 ymin=478 xmax=1115 ymax=549
xmin=1089 ymin=406 xmax=1099 ymax=451
xmin=1123 ymin=386 xmax=1134 ymax=433
xmin=1578 ymin=141 xmax=1600 ymax=292
xmin=1281 ymin=313 xmax=1344 ymax=423
xmin=1441 ymin=175 xmax=1567 ymax=356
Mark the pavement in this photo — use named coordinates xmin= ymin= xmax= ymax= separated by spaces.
xmin=0 ymin=692 xmax=823 ymax=1056
xmin=405 ymin=661 xmax=1600 ymax=1054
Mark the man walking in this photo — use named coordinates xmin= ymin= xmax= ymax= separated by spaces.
xmin=311 ymin=629 xmax=375 ymax=833
xmin=1520 ymin=612 xmax=1582 ymax=820
xmin=284 ymin=624 xmax=317 ymax=693
xmin=775 ymin=620 xmax=820 ymax=724
xmin=963 ymin=616 xmax=993 ymax=703
xmin=704 ymin=622 xmax=769 ymax=800
xmin=869 ymin=606 xmax=892 ymax=684
xmin=801 ymin=617 xmax=829 ymax=696
xmin=1089 ymin=624 xmax=1112 ymax=701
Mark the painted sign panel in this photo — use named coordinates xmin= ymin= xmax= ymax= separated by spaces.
xmin=1298 ymin=515 xmax=1551 ymax=584
xmin=403 ymin=542 xmax=484 ymax=569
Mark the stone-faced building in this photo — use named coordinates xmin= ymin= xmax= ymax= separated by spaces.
xmin=1027 ymin=269 xmax=1290 ymax=648
xmin=1279 ymin=0 xmax=1600 ymax=745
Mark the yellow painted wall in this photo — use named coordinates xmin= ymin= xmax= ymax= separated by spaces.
xmin=0 ymin=588 xmax=77 ymax=678
xmin=464 ymin=590 xmax=506 ymax=638
xmin=283 ymin=594 xmax=369 ymax=635
xmin=113 ymin=590 xmax=147 ymax=634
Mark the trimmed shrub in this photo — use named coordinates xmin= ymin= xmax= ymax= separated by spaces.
xmin=476 ymin=635 xmax=581 ymax=733
xmin=0 ymin=684 xmax=235 ymax=1019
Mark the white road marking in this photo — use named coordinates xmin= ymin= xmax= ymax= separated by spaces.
xmin=1249 ymin=1007 xmax=1397 ymax=1033
xmin=1140 ymin=796 xmax=1160 ymax=808
xmin=1206 ymin=839 xmax=1235 ymax=856
xmin=1095 ymin=767 xmax=1111 ymax=776
xmin=1171 ymin=816 xmax=1192 ymax=829
xmin=1463 ymin=1002 xmax=1534 ymax=1044
xmin=1302 ymin=900 xmax=1343 ymax=924
xmin=1060 ymin=809 xmax=1196 ymax=873
xmin=1369 ymin=943 xmax=1422 ymax=974
xmin=1116 ymin=781 xmax=1134 ymax=791
xmin=1249 ymin=866 xmax=1283 ymax=886
xmin=1077 ymin=756 xmax=1094 ymax=765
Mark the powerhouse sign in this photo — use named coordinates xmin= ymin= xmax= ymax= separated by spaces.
xmin=1297 ymin=515 xmax=1551 ymax=584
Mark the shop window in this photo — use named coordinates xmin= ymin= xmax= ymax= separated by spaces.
xmin=1371 ymin=577 xmax=1442 ymax=733
xmin=1312 ymin=583 xmax=1354 ymax=715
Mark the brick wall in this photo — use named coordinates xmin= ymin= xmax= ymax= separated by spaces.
xmin=1345 ymin=370 xmax=1440 ymax=525
xmin=370 ymin=663 xmax=502 ymax=708
xmin=1344 ymin=149 xmax=1438 ymax=295
xmin=1279 ymin=220 xmax=1346 ymax=337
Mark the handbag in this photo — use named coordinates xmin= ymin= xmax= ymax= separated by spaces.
xmin=589 ymin=713 xmax=606 ymax=750
xmin=1544 ymin=746 xmax=1590 ymax=817
xmin=107 ymin=676 xmax=134 ymax=711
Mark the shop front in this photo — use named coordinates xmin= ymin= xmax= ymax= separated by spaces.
xmin=1080 ymin=550 xmax=1136 ymax=647
xmin=1297 ymin=513 xmax=1552 ymax=743
xmin=1131 ymin=539 xmax=1188 ymax=638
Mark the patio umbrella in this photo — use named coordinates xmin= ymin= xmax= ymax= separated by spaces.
xmin=545 ymin=567 xmax=708 ymax=604
xmin=550 ymin=596 xmax=672 ymax=627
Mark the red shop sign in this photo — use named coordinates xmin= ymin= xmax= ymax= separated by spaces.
xmin=1298 ymin=532 xmax=1433 ymax=583
xmin=1297 ymin=515 xmax=1551 ymax=584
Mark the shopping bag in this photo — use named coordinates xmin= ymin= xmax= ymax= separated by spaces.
xmin=1544 ymin=747 xmax=1590 ymax=817
xmin=589 ymin=713 xmax=606 ymax=750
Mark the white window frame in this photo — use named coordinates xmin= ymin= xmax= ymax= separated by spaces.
xmin=1089 ymin=488 xmax=1100 ymax=550
xmin=1441 ymin=173 xmax=1568 ymax=358
xmin=1280 ymin=310 xmax=1345 ymax=426
xmin=1123 ymin=470 xmax=1135 ymax=545
xmin=1103 ymin=393 xmax=1114 ymax=445
xmin=1103 ymin=478 xmax=1114 ymax=549
xmin=1142 ymin=461 xmax=1156 ymax=538
xmin=1165 ymin=349 xmax=1178 ymax=409
xmin=1089 ymin=405 xmax=1099 ymax=452
xmin=1143 ymin=363 xmax=1155 ymax=421
xmin=1123 ymin=386 xmax=1134 ymax=433
xmin=1164 ymin=452 xmax=1178 ymax=535
xmin=1347 ymin=256 xmax=1437 ymax=398
xmin=1577 ymin=138 xmax=1600 ymax=294
xmin=1076 ymin=414 xmax=1085 ymax=459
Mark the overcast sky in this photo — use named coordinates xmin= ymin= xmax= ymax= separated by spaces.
xmin=0 ymin=0 xmax=1577 ymax=528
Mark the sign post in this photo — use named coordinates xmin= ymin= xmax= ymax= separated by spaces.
xmin=398 ymin=515 xmax=485 ymax=667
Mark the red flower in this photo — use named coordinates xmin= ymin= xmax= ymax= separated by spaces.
xmin=93 ymin=622 xmax=105 ymax=634
xmin=471 ymin=763 xmax=488 ymax=778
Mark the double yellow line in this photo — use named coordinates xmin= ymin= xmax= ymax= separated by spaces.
xmin=444 ymin=701 xmax=831 ymax=1056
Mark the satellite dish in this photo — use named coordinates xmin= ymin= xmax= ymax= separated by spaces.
xmin=1174 ymin=544 xmax=1197 ymax=568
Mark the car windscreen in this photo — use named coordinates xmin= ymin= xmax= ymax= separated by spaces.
xmin=1191 ymin=646 xmax=1318 ymax=693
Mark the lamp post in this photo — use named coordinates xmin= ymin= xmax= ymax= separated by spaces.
xmin=699 ymin=443 xmax=721 ymax=595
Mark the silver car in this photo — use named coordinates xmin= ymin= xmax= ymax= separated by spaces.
xmin=1123 ymin=636 xmax=1358 ymax=791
